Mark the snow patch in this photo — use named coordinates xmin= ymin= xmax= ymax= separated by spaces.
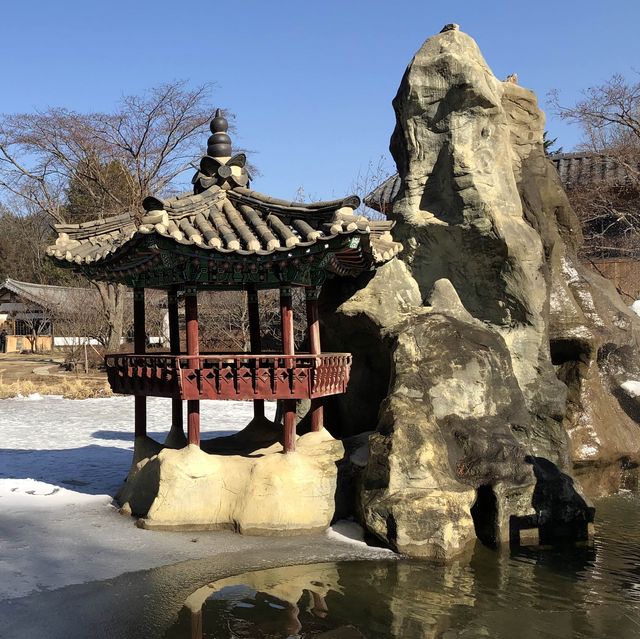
xmin=613 ymin=314 xmax=630 ymax=330
xmin=578 ymin=444 xmax=599 ymax=458
xmin=0 ymin=396 xmax=274 ymax=496
xmin=549 ymin=287 xmax=572 ymax=314
xmin=327 ymin=520 xmax=366 ymax=545
xmin=621 ymin=381 xmax=640 ymax=398
xmin=0 ymin=395 xmax=279 ymax=601
xmin=575 ymin=288 xmax=605 ymax=327
xmin=561 ymin=257 xmax=581 ymax=284
xmin=562 ymin=325 xmax=593 ymax=340
xmin=631 ymin=300 xmax=640 ymax=318
xmin=326 ymin=520 xmax=393 ymax=554
xmin=0 ymin=478 xmax=111 ymax=505
xmin=15 ymin=392 xmax=46 ymax=401
xmin=570 ymin=410 xmax=602 ymax=445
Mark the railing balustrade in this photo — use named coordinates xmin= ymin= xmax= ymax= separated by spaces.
xmin=105 ymin=352 xmax=352 ymax=400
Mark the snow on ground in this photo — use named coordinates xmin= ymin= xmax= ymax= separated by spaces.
xmin=1 ymin=395 xmax=274 ymax=495
xmin=0 ymin=396 xmax=277 ymax=599
xmin=632 ymin=300 xmax=640 ymax=318
xmin=0 ymin=396 xmax=392 ymax=601
xmin=621 ymin=380 xmax=640 ymax=398
xmin=327 ymin=520 xmax=394 ymax=554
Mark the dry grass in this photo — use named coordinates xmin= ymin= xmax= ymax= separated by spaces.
xmin=0 ymin=375 xmax=113 ymax=400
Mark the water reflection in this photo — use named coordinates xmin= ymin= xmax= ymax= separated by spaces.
xmin=166 ymin=494 xmax=640 ymax=639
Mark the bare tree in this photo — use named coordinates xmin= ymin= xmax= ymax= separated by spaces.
xmin=199 ymin=290 xmax=279 ymax=352
xmin=550 ymin=74 xmax=640 ymax=160
xmin=142 ymin=289 xmax=169 ymax=349
xmin=197 ymin=289 xmax=307 ymax=353
xmin=349 ymin=155 xmax=393 ymax=220
xmin=0 ymin=81 xmax=225 ymax=349
xmin=550 ymin=74 xmax=640 ymax=259
xmin=11 ymin=300 xmax=52 ymax=353
xmin=0 ymin=203 xmax=66 ymax=284
xmin=47 ymin=288 xmax=110 ymax=371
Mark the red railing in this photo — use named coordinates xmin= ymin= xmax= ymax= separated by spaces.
xmin=104 ymin=352 xmax=352 ymax=401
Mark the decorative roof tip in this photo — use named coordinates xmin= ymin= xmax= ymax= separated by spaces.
xmin=208 ymin=108 xmax=232 ymax=158
xmin=191 ymin=107 xmax=250 ymax=193
xmin=440 ymin=23 xmax=459 ymax=32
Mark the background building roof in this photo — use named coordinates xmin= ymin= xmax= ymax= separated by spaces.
xmin=0 ymin=278 xmax=96 ymax=310
xmin=364 ymin=152 xmax=639 ymax=214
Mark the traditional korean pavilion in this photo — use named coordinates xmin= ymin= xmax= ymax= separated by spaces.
xmin=48 ymin=111 xmax=401 ymax=452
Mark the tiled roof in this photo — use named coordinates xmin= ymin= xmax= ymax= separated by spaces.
xmin=0 ymin=278 xmax=97 ymax=309
xmin=47 ymin=185 xmax=401 ymax=268
xmin=364 ymin=174 xmax=401 ymax=215
xmin=47 ymin=110 xmax=402 ymax=285
xmin=549 ymin=152 xmax=637 ymax=187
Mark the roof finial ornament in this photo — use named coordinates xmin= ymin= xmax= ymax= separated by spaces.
xmin=207 ymin=108 xmax=232 ymax=159
xmin=193 ymin=107 xmax=250 ymax=193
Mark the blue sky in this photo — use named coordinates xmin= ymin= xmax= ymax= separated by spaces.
xmin=2 ymin=0 xmax=638 ymax=200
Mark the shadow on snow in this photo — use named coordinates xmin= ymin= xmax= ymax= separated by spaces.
xmin=0 ymin=445 xmax=132 ymax=496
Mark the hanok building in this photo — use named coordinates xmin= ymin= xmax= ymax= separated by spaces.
xmin=48 ymin=111 xmax=401 ymax=452
xmin=550 ymin=152 xmax=640 ymax=302
xmin=0 ymin=278 xmax=96 ymax=353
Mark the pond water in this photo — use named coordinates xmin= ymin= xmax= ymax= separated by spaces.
xmin=166 ymin=493 xmax=640 ymax=639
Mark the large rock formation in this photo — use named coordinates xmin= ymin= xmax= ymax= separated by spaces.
xmin=119 ymin=430 xmax=343 ymax=535
xmin=320 ymin=25 xmax=638 ymax=558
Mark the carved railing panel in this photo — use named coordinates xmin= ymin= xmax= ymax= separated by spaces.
xmin=104 ymin=352 xmax=352 ymax=400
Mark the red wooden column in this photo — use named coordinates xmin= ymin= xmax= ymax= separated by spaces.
xmin=247 ymin=285 xmax=265 ymax=420
xmin=133 ymin=287 xmax=147 ymax=438
xmin=185 ymin=287 xmax=200 ymax=447
xmin=280 ymin=286 xmax=296 ymax=453
xmin=168 ymin=289 xmax=184 ymax=440
xmin=306 ymin=285 xmax=323 ymax=431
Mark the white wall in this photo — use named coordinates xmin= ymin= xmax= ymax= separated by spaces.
xmin=53 ymin=337 xmax=103 ymax=347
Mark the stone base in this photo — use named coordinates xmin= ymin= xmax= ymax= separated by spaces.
xmin=117 ymin=429 xmax=344 ymax=535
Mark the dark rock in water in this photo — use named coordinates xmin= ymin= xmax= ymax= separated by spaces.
xmin=320 ymin=26 xmax=639 ymax=558
xmin=526 ymin=456 xmax=595 ymax=543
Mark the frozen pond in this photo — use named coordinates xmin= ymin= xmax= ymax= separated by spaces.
xmin=0 ymin=395 xmax=281 ymax=601
xmin=0 ymin=394 xmax=275 ymax=495
xmin=3 ymin=396 xmax=640 ymax=638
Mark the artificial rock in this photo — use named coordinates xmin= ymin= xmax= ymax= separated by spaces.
xmin=118 ymin=429 xmax=343 ymax=535
xmin=320 ymin=26 xmax=637 ymax=558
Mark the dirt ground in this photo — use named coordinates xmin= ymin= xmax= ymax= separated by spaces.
xmin=0 ymin=353 xmax=63 ymax=382
xmin=0 ymin=352 xmax=110 ymax=398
